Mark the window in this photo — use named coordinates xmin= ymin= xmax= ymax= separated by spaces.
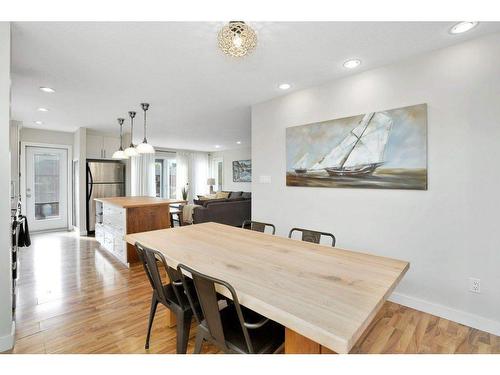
xmin=155 ymin=160 xmax=164 ymax=197
xmin=211 ymin=157 xmax=223 ymax=192
xmin=155 ymin=154 xmax=177 ymax=198
xmin=34 ymin=153 xmax=61 ymax=219
xmin=167 ymin=159 xmax=177 ymax=199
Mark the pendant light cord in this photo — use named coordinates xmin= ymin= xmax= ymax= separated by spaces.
xmin=143 ymin=110 xmax=147 ymax=142
xmin=128 ymin=111 xmax=136 ymax=147
xmin=119 ymin=122 xmax=123 ymax=149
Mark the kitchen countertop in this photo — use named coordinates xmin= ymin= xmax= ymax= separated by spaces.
xmin=94 ymin=196 xmax=186 ymax=208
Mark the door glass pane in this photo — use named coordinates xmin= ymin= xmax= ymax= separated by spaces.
xmin=34 ymin=153 xmax=60 ymax=220
xmin=168 ymin=160 xmax=177 ymax=199
xmin=155 ymin=160 xmax=164 ymax=197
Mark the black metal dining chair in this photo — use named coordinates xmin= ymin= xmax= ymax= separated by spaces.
xmin=177 ymin=263 xmax=284 ymax=354
xmin=135 ymin=242 xmax=194 ymax=353
xmin=242 ymin=220 xmax=276 ymax=235
xmin=288 ymin=227 xmax=336 ymax=247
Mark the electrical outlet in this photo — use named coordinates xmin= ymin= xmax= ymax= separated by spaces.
xmin=469 ymin=277 xmax=481 ymax=293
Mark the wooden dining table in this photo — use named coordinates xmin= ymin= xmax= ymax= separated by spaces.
xmin=125 ymin=222 xmax=409 ymax=354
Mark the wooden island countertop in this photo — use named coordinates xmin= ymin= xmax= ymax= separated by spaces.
xmin=94 ymin=196 xmax=186 ymax=208
xmin=94 ymin=196 xmax=186 ymax=266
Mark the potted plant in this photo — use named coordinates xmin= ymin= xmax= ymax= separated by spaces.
xmin=181 ymin=183 xmax=189 ymax=201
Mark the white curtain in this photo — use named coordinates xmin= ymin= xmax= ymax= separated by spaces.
xmin=176 ymin=152 xmax=189 ymax=200
xmin=131 ymin=153 xmax=155 ymax=196
xmin=189 ymin=152 xmax=209 ymax=200
xmin=174 ymin=151 xmax=209 ymax=202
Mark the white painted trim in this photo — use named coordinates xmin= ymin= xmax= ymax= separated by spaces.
xmin=0 ymin=321 xmax=15 ymax=352
xmin=389 ymin=292 xmax=500 ymax=336
xmin=20 ymin=142 xmax=73 ymax=232
xmin=73 ymin=226 xmax=88 ymax=236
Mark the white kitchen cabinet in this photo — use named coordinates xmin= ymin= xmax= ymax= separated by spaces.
xmin=103 ymin=136 xmax=120 ymax=159
xmin=86 ymin=134 xmax=120 ymax=159
xmin=95 ymin=201 xmax=128 ymax=266
xmin=86 ymin=134 xmax=104 ymax=159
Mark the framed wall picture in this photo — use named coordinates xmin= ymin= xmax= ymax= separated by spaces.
xmin=286 ymin=103 xmax=428 ymax=190
xmin=232 ymin=160 xmax=252 ymax=182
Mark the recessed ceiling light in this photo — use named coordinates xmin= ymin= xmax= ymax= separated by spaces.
xmin=450 ymin=21 xmax=478 ymax=34
xmin=215 ymin=145 xmax=221 ymax=149
xmin=34 ymin=121 xmax=43 ymax=125
xmin=39 ymin=87 xmax=55 ymax=93
xmin=279 ymin=83 xmax=291 ymax=90
xmin=37 ymin=107 xmax=49 ymax=112
xmin=343 ymin=59 xmax=361 ymax=69
xmin=236 ymin=141 xmax=242 ymax=145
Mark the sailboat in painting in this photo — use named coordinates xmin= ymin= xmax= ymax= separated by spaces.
xmin=293 ymin=153 xmax=311 ymax=173
xmin=311 ymin=112 xmax=393 ymax=176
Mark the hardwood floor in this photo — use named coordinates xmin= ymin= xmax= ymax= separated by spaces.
xmin=8 ymin=231 xmax=500 ymax=354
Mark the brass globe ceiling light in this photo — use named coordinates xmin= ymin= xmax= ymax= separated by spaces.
xmin=112 ymin=118 xmax=128 ymax=159
xmin=218 ymin=21 xmax=257 ymax=57
xmin=136 ymin=103 xmax=155 ymax=154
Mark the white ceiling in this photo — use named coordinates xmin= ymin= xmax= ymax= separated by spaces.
xmin=11 ymin=22 xmax=500 ymax=151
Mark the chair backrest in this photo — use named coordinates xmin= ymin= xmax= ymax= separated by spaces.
xmin=135 ymin=242 xmax=186 ymax=307
xmin=242 ymin=220 xmax=276 ymax=235
xmin=288 ymin=227 xmax=336 ymax=247
xmin=177 ymin=263 xmax=255 ymax=353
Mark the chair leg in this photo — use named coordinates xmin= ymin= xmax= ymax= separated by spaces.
xmin=194 ymin=330 xmax=204 ymax=354
xmin=175 ymin=311 xmax=193 ymax=354
xmin=145 ymin=294 xmax=158 ymax=349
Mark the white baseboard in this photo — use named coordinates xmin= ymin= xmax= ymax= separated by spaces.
xmin=389 ymin=292 xmax=500 ymax=336
xmin=0 ymin=321 xmax=15 ymax=353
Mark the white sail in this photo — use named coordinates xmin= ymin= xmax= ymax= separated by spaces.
xmin=311 ymin=113 xmax=374 ymax=170
xmin=343 ymin=112 xmax=392 ymax=167
xmin=293 ymin=153 xmax=310 ymax=169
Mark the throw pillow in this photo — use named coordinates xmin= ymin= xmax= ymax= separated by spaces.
xmin=241 ymin=192 xmax=251 ymax=199
xmin=199 ymin=194 xmax=217 ymax=201
xmin=229 ymin=191 xmax=243 ymax=198
xmin=215 ymin=191 xmax=230 ymax=199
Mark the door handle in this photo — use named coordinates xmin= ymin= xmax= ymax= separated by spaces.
xmin=26 ymin=194 xmax=31 ymax=198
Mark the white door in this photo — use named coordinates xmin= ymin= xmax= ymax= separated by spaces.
xmin=25 ymin=146 xmax=69 ymax=231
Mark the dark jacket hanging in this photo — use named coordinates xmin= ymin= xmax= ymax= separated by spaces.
xmin=18 ymin=216 xmax=31 ymax=247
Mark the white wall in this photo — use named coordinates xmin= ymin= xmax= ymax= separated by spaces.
xmin=9 ymin=120 xmax=21 ymax=206
xmin=0 ymin=22 xmax=13 ymax=352
xmin=212 ymin=147 xmax=252 ymax=192
xmin=73 ymin=128 xmax=86 ymax=234
xmin=20 ymin=127 xmax=74 ymax=146
xmin=252 ymin=33 xmax=500 ymax=335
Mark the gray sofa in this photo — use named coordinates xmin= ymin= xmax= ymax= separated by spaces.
xmin=192 ymin=191 xmax=251 ymax=226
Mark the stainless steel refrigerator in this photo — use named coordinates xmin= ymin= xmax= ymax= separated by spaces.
xmin=86 ymin=160 xmax=125 ymax=233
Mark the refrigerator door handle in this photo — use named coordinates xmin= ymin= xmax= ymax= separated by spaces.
xmin=87 ymin=164 xmax=94 ymax=201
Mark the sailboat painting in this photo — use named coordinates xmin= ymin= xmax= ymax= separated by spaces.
xmin=286 ymin=103 xmax=427 ymax=190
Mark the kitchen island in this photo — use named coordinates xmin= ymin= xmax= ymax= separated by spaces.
xmin=94 ymin=196 xmax=186 ymax=266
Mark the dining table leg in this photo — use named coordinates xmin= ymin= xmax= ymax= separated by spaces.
xmin=284 ymin=328 xmax=337 ymax=354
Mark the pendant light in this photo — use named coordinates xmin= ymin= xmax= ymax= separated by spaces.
xmin=112 ymin=118 xmax=128 ymax=159
xmin=136 ymin=103 xmax=155 ymax=154
xmin=124 ymin=111 xmax=138 ymax=157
